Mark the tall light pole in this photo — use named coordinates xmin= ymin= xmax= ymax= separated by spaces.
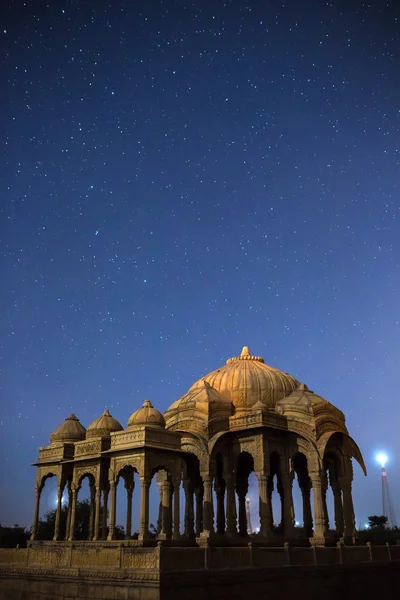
xmin=376 ymin=453 xmax=397 ymax=528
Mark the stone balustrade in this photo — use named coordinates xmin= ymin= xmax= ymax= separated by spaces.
xmin=0 ymin=542 xmax=399 ymax=573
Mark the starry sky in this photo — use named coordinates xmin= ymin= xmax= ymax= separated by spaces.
xmin=1 ymin=0 xmax=399 ymax=530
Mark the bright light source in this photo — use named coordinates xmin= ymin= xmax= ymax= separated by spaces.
xmin=295 ymin=521 xmax=300 ymax=527
xmin=364 ymin=523 xmax=370 ymax=529
xmin=376 ymin=453 xmax=388 ymax=467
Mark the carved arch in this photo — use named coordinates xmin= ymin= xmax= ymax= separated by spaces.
xmin=318 ymin=431 xmax=367 ymax=476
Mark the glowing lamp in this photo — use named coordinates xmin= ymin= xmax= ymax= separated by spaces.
xmin=376 ymin=453 xmax=388 ymax=468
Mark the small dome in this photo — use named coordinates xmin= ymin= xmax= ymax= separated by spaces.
xmin=275 ymin=384 xmax=346 ymax=422
xmin=50 ymin=414 xmax=86 ymax=443
xmin=86 ymin=409 xmax=123 ymax=438
xmin=164 ymin=379 xmax=232 ymax=435
xmin=128 ymin=400 xmax=165 ymax=429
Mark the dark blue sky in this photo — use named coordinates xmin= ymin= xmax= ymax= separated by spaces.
xmin=1 ymin=0 xmax=399 ymax=529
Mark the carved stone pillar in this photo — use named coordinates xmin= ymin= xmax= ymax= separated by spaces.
xmin=139 ymin=476 xmax=150 ymax=541
xmin=310 ymin=470 xmax=327 ymax=543
xmin=332 ymin=482 xmax=344 ymax=537
xmin=107 ymin=482 xmax=117 ymax=540
xmin=183 ymin=479 xmax=194 ymax=538
xmin=68 ymin=486 xmax=78 ymax=541
xmin=89 ymin=482 xmax=96 ymax=540
xmin=125 ymin=475 xmax=134 ymax=540
xmin=173 ymin=477 xmax=181 ymax=540
xmin=282 ymin=472 xmax=296 ymax=538
xmin=195 ymin=487 xmax=203 ymax=536
xmin=200 ymin=475 xmax=214 ymax=537
xmin=64 ymin=484 xmax=72 ymax=541
xmin=30 ymin=485 xmax=42 ymax=540
xmin=101 ymin=485 xmax=109 ymax=540
xmin=321 ymin=472 xmax=329 ymax=533
xmin=225 ymin=474 xmax=237 ymax=536
xmin=236 ymin=476 xmax=248 ymax=537
xmin=300 ymin=480 xmax=313 ymax=538
xmin=340 ymin=477 xmax=355 ymax=541
xmin=267 ymin=475 xmax=274 ymax=529
xmin=215 ymin=480 xmax=226 ymax=535
xmin=53 ymin=480 xmax=64 ymax=541
xmin=160 ymin=481 xmax=172 ymax=538
xmin=257 ymin=472 xmax=271 ymax=537
xmin=93 ymin=486 xmax=101 ymax=540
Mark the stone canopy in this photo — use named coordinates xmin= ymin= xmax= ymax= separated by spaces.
xmin=30 ymin=345 xmax=366 ymax=547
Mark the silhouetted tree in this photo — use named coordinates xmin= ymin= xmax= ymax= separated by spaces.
xmin=368 ymin=515 xmax=388 ymax=529
xmin=0 ymin=524 xmax=30 ymax=548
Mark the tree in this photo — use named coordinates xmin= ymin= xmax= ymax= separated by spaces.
xmin=368 ymin=515 xmax=388 ymax=529
xmin=0 ymin=524 xmax=30 ymax=548
xmin=37 ymin=499 xmax=90 ymax=540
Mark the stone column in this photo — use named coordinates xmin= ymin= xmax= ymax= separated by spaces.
xmin=68 ymin=486 xmax=78 ymax=541
xmin=310 ymin=470 xmax=326 ymax=543
xmin=173 ymin=477 xmax=181 ymax=540
xmin=53 ymin=480 xmax=64 ymax=541
xmin=101 ymin=485 xmax=109 ymax=540
xmin=93 ymin=486 xmax=101 ymax=540
xmin=195 ymin=487 xmax=203 ymax=536
xmin=215 ymin=480 xmax=226 ymax=535
xmin=340 ymin=477 xmax=355 ymax=542
xmin=125 ymin=484 xmax=134 ymax=539
xmin=300 ymin=480 xmax=313 ymax=538
xmin=30 ymin=485 xmax=42 ymax=540
xmin=267 ymin=476 xmax=274 ymax=530
xmin=107 ymin=482 xmax=117 ymax=540
xmin=183 ymin=479 xmax=194 ymax=538
xmin=160 ymin=481 xmax=172 ymax=538
xmin=236 ymin=477 xmax=247 ymax=537
xmin=225 ymin=474 xmax=237 ymax=537
xmin=65 ymin=485 xmax=72 ymax=541
xmin=89 ymin=482 xmax=96 ymax=540
xmin=139 ymin=476 xmax=150 ymax=541
xmin=332 ymin=482 xmax=344 ymax=537
xmin=257 ymin=472 xmax=272 ymax=537
xmin=201 ymin=475 xmax=214 ymax=537
xmin=281 ymin=471 xmax=295 ymax=538
xmin=321 ymin=473 xmax=329 ymax=533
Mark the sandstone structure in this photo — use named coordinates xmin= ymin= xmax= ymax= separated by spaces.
xmin=4 ymin=345 xmax=396 ymax=600
xmin=29 ymin=346 xmax=366 ymax=547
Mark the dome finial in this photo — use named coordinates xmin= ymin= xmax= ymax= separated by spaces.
xmin=241 ymin=346 xmax=250 ymax=357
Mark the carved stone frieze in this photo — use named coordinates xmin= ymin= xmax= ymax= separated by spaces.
xmin=38 ymin=446 xmax=64 ymax=461
xmin=73 ymin=464 xmax=99 ymax=487
xmin=112 ymin=456 xmax=144 ymax=479
xmin=29 ymin=549 xmax=67 ymax=567
xmin=123 ymin=550 xmax=157 ymax=569
xmin=71 ymin=549 xmax=119 ymax=568
xmin=111 ymin=430 xmax=144 ymax=448
xmin=74 ymin=439 xmax=102 ymax=456
xmin=0 ymin=550 xmax=26 ymax=564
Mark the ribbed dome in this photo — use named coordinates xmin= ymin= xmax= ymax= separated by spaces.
xmin=50 ymin=414 xmax=86 ymax=443
xmin=275 ymin=384 xmax=346 ymax=423
xmin=86 ymin=409 xmax=123 ymax=438
xmin=128 ymin=400 xmax=165 ymax=429
xmin=164 ymin=379 xmax=232 ymax=434
xmin=200 ymin=346 xmax=300 ymax=412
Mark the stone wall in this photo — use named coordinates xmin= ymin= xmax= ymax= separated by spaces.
xmin=0 ymin=544 xmax=399 ymax=600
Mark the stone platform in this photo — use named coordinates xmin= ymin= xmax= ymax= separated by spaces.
xmin=0 ymin=542 xmax=399 ymax=600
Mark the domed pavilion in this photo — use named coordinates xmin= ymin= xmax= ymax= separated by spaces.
xmin=31 ymin=346 xmax=366 ymax=546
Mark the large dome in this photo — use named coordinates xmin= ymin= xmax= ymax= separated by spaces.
xmin=200 ymin=346 xmax=300 ymax=412
xmin=165 ymin=346 xmax=301 ymax=430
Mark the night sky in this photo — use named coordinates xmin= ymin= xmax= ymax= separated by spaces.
xmin=1 ymin=0 xmax=399 ymax=530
